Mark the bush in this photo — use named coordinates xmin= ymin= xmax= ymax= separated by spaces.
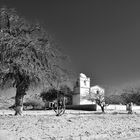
xmin=121 ymin=92 xmax=140 ymax=105
xmin=105 ymin=87 xmax=140 ymax=105
xmin=105 ymin=95 xmax=124 ymax=105
xmin=40 ymin=87 xmax=73 ymax=105
xmin=40 ymin=88 xmax=58 ymax=102
xmin=23 ymin=100 xmax=45 ymax=110
xmin=60 ymin=85 xmax=73 ymax=105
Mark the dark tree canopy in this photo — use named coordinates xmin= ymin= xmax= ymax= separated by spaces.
xmin=121 ymin=88 xmax=140 ymax=105
xmin=40 ymin=88 xmax=60 ymax=102
xmin=105 ymin=94 xmax=124 ymax=105
xmin=0 ymin=7 xmax=68 ymax=90
xmin=40 ymin=85 xmax=73 ymax=106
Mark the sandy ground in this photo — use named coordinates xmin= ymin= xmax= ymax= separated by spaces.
xmin=0 ymin=110 xmax=140 ymax=140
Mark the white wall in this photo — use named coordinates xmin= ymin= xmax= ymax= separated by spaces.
xmin=80 ymin=77 xmax=90 ymax=89
xmin=79 ymin=75 xmax=90 ymax=97
xmin=80 ymin=87 xmax=90 ymax=97
xmin=73 ymin=73 xmax=91 ymax=105
xmin=97 ymin=104 xmax=140 ymax=111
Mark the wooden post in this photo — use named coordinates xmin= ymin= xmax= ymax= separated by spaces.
xmin=56 ymin=91 xmax=59 ymax=116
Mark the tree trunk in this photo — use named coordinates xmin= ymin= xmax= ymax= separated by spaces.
xmin=101 ymin=105 xmax=105 ymax=113
xmin=13 ymin=73 xmax=29 ymax=115
xmin=56 ymin=98 xmax=60 ymax=116
xmin=14 ymin=88 xmax=25 ymax=116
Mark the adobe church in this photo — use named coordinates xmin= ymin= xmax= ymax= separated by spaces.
xmin=72 ymin=73 xmax=104 ymax=105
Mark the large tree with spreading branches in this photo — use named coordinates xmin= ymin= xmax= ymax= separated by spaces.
xmin=0 ymin=7 xmax=69 ymax=115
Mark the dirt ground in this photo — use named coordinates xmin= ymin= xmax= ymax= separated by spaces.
xmin=0 ymin=110 xmax=140 ymax=140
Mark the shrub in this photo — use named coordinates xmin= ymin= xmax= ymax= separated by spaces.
xmin=40 ymin=87 xmax=73 ymax=105
xmin=23 ymin=100 xmax=45 ymax=110
xmin=40 ymin=88 xmax=58 ymax=102
xmin=105 ymin=95 xmax=124 ymax=105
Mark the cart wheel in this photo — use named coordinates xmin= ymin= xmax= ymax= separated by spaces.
xmin=53 ymin=97 xmax=66 ymax=116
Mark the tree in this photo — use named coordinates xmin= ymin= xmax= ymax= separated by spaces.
xmin=40 ymin=85 xmax=73 ymax=116
xmin=120 ymin=88 xmax=140 ymax=114
xmin=40 ymin=88 xmax=66 ymax=116
xmin=40 ymin=88 xmax=58 ymax=102
xmin=59 ymin=85 xmax=73 ymax=105
xmin=94 ymin=90 xmax=105 ymax=113
xmin=105 ymin=94 xmax=124 ymax=105
xmin=121 ymin=88 xmax=140 ymax=105
xmin=0 ymin=7 xmax=69 ymax=115
xmin=89 ymin=86 xmax=105 ymax=113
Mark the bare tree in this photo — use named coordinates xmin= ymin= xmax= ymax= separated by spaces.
xmin=95 ymin=90 xmax=105 ymax=113
xmin=0 ymin=7 xmax=69 ymax=115
xmin=89 ymin=86 xmax=105 ymax=113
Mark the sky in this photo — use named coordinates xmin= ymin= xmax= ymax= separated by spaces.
xmin=1 ymin=0 xmax=140 ymax=88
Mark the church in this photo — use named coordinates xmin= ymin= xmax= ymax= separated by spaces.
xmin=72 ymin=73 xmax=105 ymax=105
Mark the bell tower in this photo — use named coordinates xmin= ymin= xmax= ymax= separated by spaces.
xmin=73 ymin=73 xmax=90 ymax=105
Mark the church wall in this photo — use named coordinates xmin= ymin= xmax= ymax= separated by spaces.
xmin=73 ymin=73 xmax=93 ymax=105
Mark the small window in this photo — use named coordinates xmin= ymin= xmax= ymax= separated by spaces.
xmin=84 ymin=80 xmax=86 ymax=86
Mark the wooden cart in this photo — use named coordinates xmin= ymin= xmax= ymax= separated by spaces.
xmin=49 ymin=93 xmax=66 ymax=116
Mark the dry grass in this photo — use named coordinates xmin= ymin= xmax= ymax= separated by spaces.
xmin=0 ymin=110 xmax=140 ymax=140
